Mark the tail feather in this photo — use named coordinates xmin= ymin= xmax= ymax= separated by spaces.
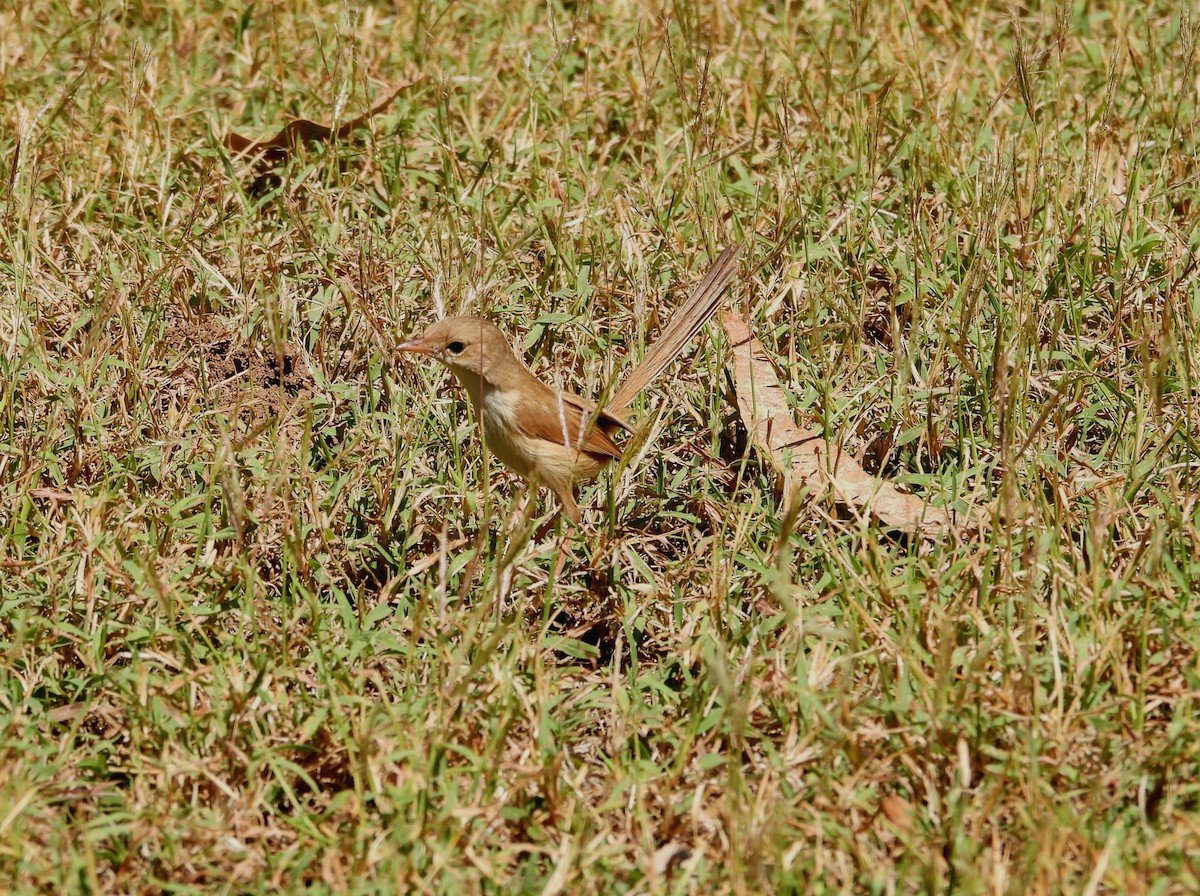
xmin=608 ymin=243 xmax=742 ymax=411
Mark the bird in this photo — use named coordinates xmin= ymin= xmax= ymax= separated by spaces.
xmin=396 ymin=244 xmax=741 ymax=523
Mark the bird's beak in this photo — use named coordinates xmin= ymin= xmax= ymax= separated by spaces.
xmin=396 ymin=338 xmax=435 ymax=356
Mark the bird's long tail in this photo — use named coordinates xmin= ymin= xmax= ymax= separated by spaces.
xmin=607 ymin=243 xmax=742 ymax=412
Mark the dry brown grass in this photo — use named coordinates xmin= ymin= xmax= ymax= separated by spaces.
xmin=2 ymin=0 xmax=1199 ymax=892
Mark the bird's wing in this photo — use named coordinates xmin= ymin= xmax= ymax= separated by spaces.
xmin=555 ymin=390 xmax=633 ymax=434
xmin=518 ymin=388 xmax=626 ymax=461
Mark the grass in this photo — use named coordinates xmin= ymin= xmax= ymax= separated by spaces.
xmin=2 ymin=0 xmax=1199 ymax=892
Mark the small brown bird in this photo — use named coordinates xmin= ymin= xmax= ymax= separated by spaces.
xmin=397 ymin=245 xmax=740 ymax=523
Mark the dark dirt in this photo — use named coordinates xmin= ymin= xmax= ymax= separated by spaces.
xmin=859 ymin=264 xmax=918 ymax=349
xmin=164 ymin=317 xmax=314 ymax=425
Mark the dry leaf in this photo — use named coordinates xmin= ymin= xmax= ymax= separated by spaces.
xmin=880 ymin=793 xmax=915 ymax=831
xmin=225 ymin=75 xmax=425 ymax=166
xmin=721 ymin=311 xmax=958 ymax=537
xmin=650 ymin=842 xmax=691 ymax=877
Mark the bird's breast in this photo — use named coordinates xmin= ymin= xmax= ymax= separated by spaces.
xmin=478 ymin=386 xmax=540 ymax=479
xmin=476 ymin=385 xmax=606 ymax=487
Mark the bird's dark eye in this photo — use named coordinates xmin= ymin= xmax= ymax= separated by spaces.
xmin=446 ymin=341 xmax=465 ymax=354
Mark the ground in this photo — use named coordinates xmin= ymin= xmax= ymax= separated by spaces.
xmin=1 ymin=0 xmax=1199 ymax=893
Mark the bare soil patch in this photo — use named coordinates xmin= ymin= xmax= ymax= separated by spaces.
xmin=164 ymin=317 xmax=314 ymax=426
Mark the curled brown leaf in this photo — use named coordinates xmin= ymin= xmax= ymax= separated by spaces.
xmin=721 ymin=311 xmax=961 ymax=538
xmin=225 ymin=75 xmax=426 ymax=165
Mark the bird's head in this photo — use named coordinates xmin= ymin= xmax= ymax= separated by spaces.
xmin=396 ymin=315 xmax=516 ymax=384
